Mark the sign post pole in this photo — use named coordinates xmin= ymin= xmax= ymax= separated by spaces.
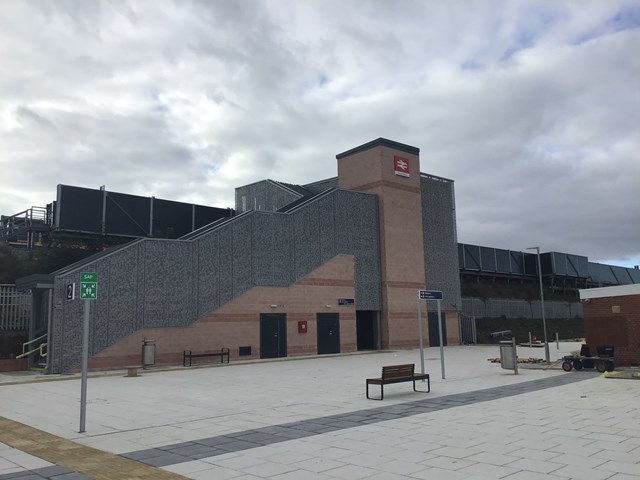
xmin=79 ymin=272 xmax=97 ymax=433
xmin=437 ymin=298 xmax=445 ymax=380
xmin=417 ymin=297 xmax=425 ymax=375
xmin=418 ymin=290 xmax=445 ymax=380
xmin=79 ymin=299 xmax=90 ymax=433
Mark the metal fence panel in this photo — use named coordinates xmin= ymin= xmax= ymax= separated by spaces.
xmin=0 ymin=285 xmax=31 ymax=330
xmin=461 ymin=297 xmax=583 ymax=319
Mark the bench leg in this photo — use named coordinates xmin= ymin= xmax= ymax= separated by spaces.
xmin=366 ymin=381 xmax=383 ymax=400
xmin=413 ymin=378 xmax=430 ymax=393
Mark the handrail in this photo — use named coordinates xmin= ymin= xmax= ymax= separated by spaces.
xmin=15 ymin=333 xmax=47 ymax=359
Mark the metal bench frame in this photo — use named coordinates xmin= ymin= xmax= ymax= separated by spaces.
xmin=183 ymin=348 xmax=230 ymax=367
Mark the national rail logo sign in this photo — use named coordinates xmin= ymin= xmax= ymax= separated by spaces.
xmin=394 ymin=155 xmax=410 ymax=177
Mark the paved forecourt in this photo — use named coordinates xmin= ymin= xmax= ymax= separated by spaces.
xmin=1 ymin=343 xmax=639 ymax=479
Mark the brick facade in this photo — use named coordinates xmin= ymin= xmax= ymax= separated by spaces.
xmin=337 ymin=140 xmax=427 ymax=349
xmin=89 ymin=255 xmax=356 ymax=370
xmin=582 ymin=293 xmax=640 ymax=367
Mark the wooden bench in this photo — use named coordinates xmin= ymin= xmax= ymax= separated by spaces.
xmin=366 ymin=363 xmax=430 ymax=400
xmin=183 ymin=348 xmax=230 ymax=367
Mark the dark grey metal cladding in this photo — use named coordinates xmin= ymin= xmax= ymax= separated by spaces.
xmin=421 ymin=175 xmax=462 ymax=311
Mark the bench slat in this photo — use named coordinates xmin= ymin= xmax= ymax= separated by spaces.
xmin=366 ymin=363 xmax=430 ymax=400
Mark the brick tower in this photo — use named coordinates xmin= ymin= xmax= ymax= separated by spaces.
xmin=337 ymin=138 xmax=426 ymax=348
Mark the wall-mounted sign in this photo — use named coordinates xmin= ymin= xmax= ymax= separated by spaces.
xmin=338 ymin=298 xmax=354 ymax=306
xmin=66 ymin=283 xmax=76 ymax=300
xmin=394 ymin=155 xmax=410 ymax=178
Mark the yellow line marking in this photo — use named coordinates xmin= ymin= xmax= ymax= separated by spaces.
xmin=0 ymin=417 xmax=187 ymax=480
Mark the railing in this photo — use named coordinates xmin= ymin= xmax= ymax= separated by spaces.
xmin=15 ymin=333 xmax=47 ymax=359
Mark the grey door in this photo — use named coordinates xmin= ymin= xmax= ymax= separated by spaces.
xmin=260 ymin=314 xmax=287 ymax=358
xmin=317 ymin=313 xmax=340 ymax=354
xmin=428 ymin=312 xmax=447 ymax=346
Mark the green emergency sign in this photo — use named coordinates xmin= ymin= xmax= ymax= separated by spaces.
xmin=80 ymin=272 xmax=98 ymax=300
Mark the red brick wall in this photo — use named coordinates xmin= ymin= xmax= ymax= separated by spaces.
xmin=89 ymin=255 xmax=357 ymax=370
xmin=338 ymin=144 xmax=428 ymax=349
xmin=583 ymin=293 xmax=640 ymax=366
xmin=0 ymin=358 xmax=27 ymax=373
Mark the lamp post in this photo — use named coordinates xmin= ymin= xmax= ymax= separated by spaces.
xmin=527 ymin=247 xmax=550 ymax=363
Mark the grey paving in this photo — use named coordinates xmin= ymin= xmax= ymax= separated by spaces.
xmin=1 ymin=344 xmax=639 ymax=479
xmin=0 ymin=466 xmax=90 ymax=480
xmin=123 ymin=371 xmax=599 ymax=468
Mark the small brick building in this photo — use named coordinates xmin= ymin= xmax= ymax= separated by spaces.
xmin=579 ymin=284 xmax=640 ymax=367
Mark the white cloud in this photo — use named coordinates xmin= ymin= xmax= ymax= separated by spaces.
xmin=0 ymin=0 xmax=638 ymax=265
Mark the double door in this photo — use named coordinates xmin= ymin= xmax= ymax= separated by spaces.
xmin=260 ymin=314 xmax=287 ymax=359
xmin=317 ymin=313 xmax=340 ymax=355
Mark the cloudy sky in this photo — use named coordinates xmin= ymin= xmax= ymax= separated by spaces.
xmin=1 ymin=0 xmax=638 ymax=267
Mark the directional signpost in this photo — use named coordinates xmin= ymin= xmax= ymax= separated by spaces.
xmin=79 ymin=272 xmax=97 ymax=433
xmin=417 ymin=289 xmax=446 ymax=380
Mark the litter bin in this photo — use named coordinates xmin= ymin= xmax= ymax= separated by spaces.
xmin=499 ymin=338 xmax=518 ymax=374
xmin=142 ymin=338 xmax=156 ymax=369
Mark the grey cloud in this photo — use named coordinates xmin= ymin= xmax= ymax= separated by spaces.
xmin=0 ymin=0 xmax=637 ymax=266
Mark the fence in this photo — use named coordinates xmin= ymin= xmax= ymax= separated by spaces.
xmin=461 ymin=297 xmax=583 ymax=319
xmin=0 ymin=285 xmax=31 ymax=330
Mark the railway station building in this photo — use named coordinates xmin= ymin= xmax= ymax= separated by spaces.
xmin=34 ymin=138 xmax=461 ymax=373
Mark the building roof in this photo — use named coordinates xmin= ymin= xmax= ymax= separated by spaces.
xmin=579 ymin=283 xmax=640 ymax=300
xmin=336 ymin=137 xmax=420 ymax=159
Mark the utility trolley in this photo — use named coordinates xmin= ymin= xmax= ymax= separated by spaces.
xmin=561 ymin=344 xmax=615 ymax=373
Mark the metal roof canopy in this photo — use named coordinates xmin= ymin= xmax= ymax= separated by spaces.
xmin=15 ymin=274 xmax=54 ymax=292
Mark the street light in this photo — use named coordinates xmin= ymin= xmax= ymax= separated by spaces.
xmin=527 ymin=246 xmax=550 ymax=363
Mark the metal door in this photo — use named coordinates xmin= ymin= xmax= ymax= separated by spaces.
xmin=317 ymin=313 xmax=340 ymax=354
xmin=428 ymin=312 xmax=447 ymax=347
xmin=260 ymin=314 xmax=287 ymax=358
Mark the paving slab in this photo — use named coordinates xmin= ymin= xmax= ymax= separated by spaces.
xmin=1 ymin=344 xmax=639 ymax=479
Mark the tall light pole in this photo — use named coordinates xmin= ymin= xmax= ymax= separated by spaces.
xmin=527 ymin=247 xmax=550 ymax=363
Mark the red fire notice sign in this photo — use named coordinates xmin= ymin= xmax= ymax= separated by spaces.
xmin=394 ymin=155 xmax=410 ymax=177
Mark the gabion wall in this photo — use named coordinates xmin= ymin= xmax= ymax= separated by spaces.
xmin=421 ymin=175 xmax=462 ymax=311
xmin=49 ymin=189 xmax=380 ymax=373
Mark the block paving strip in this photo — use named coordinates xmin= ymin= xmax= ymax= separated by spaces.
xmin=0 ymin=418 xmax=187 ymax=480
xmin=121 ymin=372 xmax=599 ymax=468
